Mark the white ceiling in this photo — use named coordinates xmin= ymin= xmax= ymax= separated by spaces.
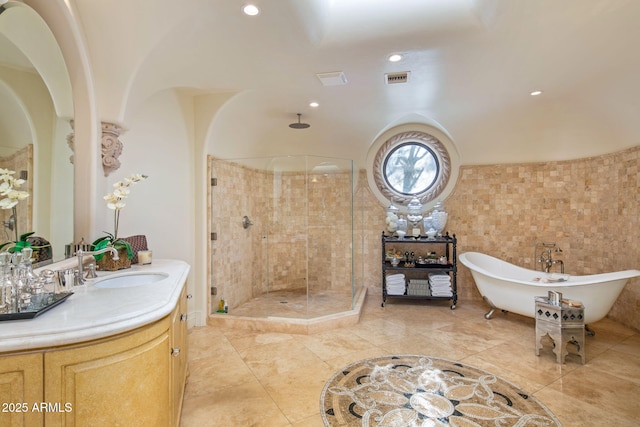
xmin=40 ymin=0 xmax=640 ymax=167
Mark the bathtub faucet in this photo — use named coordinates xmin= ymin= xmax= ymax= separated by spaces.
xmin=534 ymin=242 xmax=564 ymax=273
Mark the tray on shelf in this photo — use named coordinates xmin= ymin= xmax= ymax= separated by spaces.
xmin=0 ymin=292 xmax=74 ymax=321
xmin=415 ymin=262 xmax=450 ymax=268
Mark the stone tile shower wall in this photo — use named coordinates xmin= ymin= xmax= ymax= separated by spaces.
xmin=209 ymin=158 xmax=267 ymax=314
xmin=359 ymin=146 xmax=640 ymax=331
xmin=209 ymin=158 xmax=355 ymax=313
xmin=264 ymin=170 xmax=353 ymax=294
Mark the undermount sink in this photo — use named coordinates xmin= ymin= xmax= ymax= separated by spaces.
xmin=93 ymin=272 xmax=169 ymax=289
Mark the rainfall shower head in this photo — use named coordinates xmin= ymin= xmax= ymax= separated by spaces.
xmin=289 ymin=113 xmax=310 ymax=129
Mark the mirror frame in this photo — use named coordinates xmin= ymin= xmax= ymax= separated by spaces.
xmin=0 ymin=2 xmax=74 ymax=261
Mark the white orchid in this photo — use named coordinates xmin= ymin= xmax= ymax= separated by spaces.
xmin=103 ymin=174 xmax=147 ymax=211
xmin=0 ymin=168 xmax=30 ymax=246
xmin=94 ymin=174 xmax=148 ymax=261
xmin=0 ymin=169 xmax=29 ymax=210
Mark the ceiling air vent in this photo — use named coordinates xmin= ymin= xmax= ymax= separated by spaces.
xmin=316 ymin=71 xmax=348 ymax=86
xmin=385 ymin=71 xmax=410 ymax=84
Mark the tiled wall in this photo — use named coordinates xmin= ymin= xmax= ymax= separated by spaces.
xmin=359 ymin=146 xmax=640 ymax=331
xmin=210 ymin=146 xmax=639 ymax=331
xmin=209 ymin=158 xmax=357 ymax=315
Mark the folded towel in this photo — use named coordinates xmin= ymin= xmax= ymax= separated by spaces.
xmin=386 ymin=284 xmax=406 ymax=295
xmin=386 ymin=282 xmax=405 ymax=288
xmin=431 ymin=290 xmax=453 ymax=297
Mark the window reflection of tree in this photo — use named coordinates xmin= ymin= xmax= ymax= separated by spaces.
xmin=385 ymin=144 xmax=436 ymax=194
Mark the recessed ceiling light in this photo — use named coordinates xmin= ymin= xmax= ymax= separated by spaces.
xmin=309 ymin=102 xmax=319 ymax=108
xmin=388 ymin=54 xmax=403 ymax=62
xmin=530 ymin=90 xmax=543 ymax=96
xmin=243 ymin=4 xmax=260 ymax=16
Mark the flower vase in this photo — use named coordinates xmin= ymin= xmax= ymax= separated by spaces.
xmin=96 ymin=247 xmax=131 ymax=271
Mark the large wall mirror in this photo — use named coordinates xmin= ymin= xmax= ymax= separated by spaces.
xmin=0 ymin=3 xmax=74 ymax=263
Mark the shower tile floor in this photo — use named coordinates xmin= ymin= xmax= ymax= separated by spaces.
xmin=228 ymin=289 xmax=356 ymax=319
xmin=181 ymin=292 xmax=640 ymax=426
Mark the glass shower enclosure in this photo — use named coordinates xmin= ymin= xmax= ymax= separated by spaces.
xmin=209 ymin=155 xmax=362 ymax=319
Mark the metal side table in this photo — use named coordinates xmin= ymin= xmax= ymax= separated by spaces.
xmin=535 ymin=296 xmax=585 ymax=364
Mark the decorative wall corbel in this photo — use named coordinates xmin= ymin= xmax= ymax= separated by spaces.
xmin=101 ymin=122 xmax=123 ymax=176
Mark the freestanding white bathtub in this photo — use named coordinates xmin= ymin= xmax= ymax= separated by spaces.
xmin=459 ymin=252 xmax=640 ymax=326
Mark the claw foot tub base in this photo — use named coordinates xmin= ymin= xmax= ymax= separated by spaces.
xmin=459 ymin=252 xmax=640 ymax=327
xmin=482 ymin=296 xmax=510 ymax=319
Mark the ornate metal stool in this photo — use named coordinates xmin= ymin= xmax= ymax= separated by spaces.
xmin=535 ymin=296 xmax=585 ymax=364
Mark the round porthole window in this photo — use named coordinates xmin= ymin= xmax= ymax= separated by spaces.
xmin=367 ymin=125 xmax=459 ymax=209
xmin=383 ymin=142 xmax=439 ymax=196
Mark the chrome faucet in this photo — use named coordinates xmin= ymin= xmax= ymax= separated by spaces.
xmin=534 ymin=242 xmax=564 ymax=273
xmin=76 ymin=247 xmax=119 ymax=285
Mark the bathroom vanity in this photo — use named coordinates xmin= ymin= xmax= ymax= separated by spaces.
xmin=381 ymin=232 xmax=457 ymax=308
xmin=0 ymin=259 xmax=190 ymax=427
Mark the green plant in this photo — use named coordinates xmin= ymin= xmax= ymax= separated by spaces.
xmin=0 ymin=231 xmax=34 ymax=253
xmin=92 ymin=173 xmax=148 ymax=261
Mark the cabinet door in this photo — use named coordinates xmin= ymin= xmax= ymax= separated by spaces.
xmin=0 ymin=352 xmax=43 ymax=427
xmin=44 ymin=317 xmax=172 ymax=427
xmin=171 ymin=287 xmax=188 ymax=426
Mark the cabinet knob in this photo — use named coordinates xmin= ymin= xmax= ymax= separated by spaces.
xmin=171 ymin=348 xmax=181 ymax=356
xmin=180 ymin=313 xmax=187 ymax=322
xmin=186 ymin=294 xmax=193 ymax=299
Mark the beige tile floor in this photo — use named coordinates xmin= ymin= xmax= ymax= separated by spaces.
xmin=180 ymin=293 xmax=640 ymax=426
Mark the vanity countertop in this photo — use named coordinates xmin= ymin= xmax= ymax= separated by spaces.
xmin=0 ymin=259 xmax=190 ymax=353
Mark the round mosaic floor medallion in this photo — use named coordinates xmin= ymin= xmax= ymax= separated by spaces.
xmin=320 ymin=354 xmax=561 ymax=426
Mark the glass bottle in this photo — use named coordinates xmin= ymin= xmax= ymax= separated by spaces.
xmin=0 ymin=252 xmax=12 ymax=313
xmin=396 ymin=215 xmax=407 ymax=240
xmin=12 ymin=252 xmax=33 ymax=312
xmin=21 ymin=248 xmax=37 ymax=289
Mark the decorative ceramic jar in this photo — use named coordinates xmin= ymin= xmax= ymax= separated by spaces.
xmin=385 ymin=200 xmax=399 ymax=233
xmin=430 ymin=201 xmax=448 ymax=236
xmin=406 ymin=197 xmax=423 ymax=236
